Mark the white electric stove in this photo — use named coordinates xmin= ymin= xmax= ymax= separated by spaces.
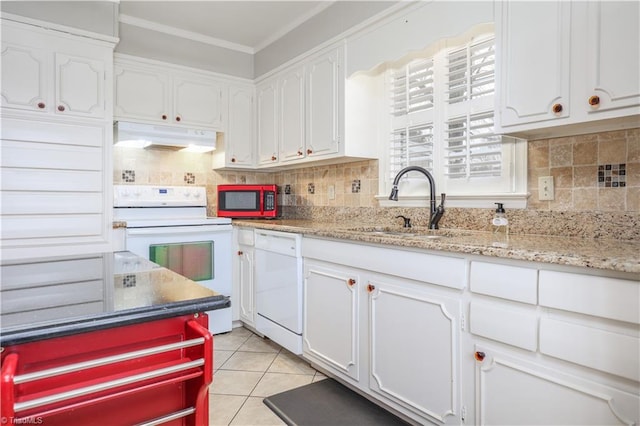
xmin=113 ymin=185 xmax=233 ymax=334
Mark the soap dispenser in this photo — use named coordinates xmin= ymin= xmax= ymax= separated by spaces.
xmin=492 ymin=203 xmax=509 ymax=234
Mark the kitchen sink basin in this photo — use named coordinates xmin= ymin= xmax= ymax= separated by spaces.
xmin=342 ymin=226 xmax=472 ymax=239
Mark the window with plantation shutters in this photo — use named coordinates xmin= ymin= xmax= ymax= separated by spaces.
xmin=381 ymin=34 xmax=527 ymax=208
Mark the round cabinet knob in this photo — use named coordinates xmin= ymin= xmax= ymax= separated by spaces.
xmin=474 ymin=351 xmax=486 ymax=362
xmin=161 ymin=114 xmax=168 ymax=120
xmin=347 ymin=278 xmax=356 ymax=286
xmin=271 ymin=155 xmax=277 ymax=161
xmin=367 ymin=284 xmax=375 ymax=293
xmin=307 ymin=148 xmax=313 ymax=155
xmin=37 ymin=102 xmax=46 ymax=109
xmin=237 ymin=250 xmax=243 ymax=256
xmin=231 ymin=157 xmax=237 ymax=163
xmin=57 ymin=105 xmax=65 ymax=112
xmin=588 ymin=95 xmax=600 ymax=107
xmin=297 ymin=150 xmax=303 ymax=156
xmin=175 ymin=116 xmax=182 ymax=122
xmin=552 ymin=103 xmax=563 ymax=114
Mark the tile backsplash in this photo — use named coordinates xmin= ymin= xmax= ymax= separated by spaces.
xmin=113 ymin=127 xmax=639 ymax=239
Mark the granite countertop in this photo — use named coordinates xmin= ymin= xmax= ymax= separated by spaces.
xmin=0 ymin=251 xmax=229 ymax=346
xmin=234 ymin=219 xmax=640 ymax=275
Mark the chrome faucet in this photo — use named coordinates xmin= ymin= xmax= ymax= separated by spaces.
xmin=388 ymin=166 xmax=446 ymax=229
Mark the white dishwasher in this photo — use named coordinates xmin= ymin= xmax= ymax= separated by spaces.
xmin=254 ymin=229 xmax=303 ymax=354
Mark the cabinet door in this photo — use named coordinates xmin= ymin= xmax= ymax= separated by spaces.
xmin=303 ymin=262 xmax=360 ymax=381
xmin=114 ymin=64 xmax=170 ymax=123
xmin=173 ymin=75 xmax=225 ymax=129
xmin=237 ymin=245 xmax=255 ymax=326
xmin=1 ymin=43 xmax=49 ymax=113
xmin=368 ymin=276 xmax=461 ymax=424
xmin=256 ymin=81 xmax=279 ymax=165
xmin=585 ymin=1 xmax=640 ymax=114
xmin=496 ymin=1 xmax=571 ymax=128
xmin=305 ymin=47 xmax=342 ymax=157
xmin=227 ymin=86 xmax=255 ymax=166
xmin=279 ymin=67 xmax=306 ymax=163
xmin=474 ymin=345 xmax=640 ymax=425
xmin=55 ymin=53 xmax=105 ymax=118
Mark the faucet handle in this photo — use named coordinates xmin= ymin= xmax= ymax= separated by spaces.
xmin=440 ymin=193 xmax=446 ymax=206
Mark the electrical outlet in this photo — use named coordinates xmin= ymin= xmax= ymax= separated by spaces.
xmin=328 ymin=185 xmax=335 ymax=200
xmin=538 ymin=176 xmax=554 ymax=200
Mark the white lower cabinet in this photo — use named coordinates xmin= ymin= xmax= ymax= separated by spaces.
xmin=302 ymin=237 xmax=465 ymax=424
xmin=367 ymin=274 xmax=461 ymax=424
xmin=235 ymin=228 xmax=255 ymax=327
xmin=473 ymin=344 xmax=639 ymax=425
xmin=467 ymin=260 xmax=640 ymax=425
xmin=303 ymin=260 xmax=360 ymax=382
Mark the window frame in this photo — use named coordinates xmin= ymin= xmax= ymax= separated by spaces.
xmin=377 ymin=32 xmax=528 ymax=209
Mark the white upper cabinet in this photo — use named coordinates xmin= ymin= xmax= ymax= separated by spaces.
xmin=173 ymin=75 xmax=226 ymax=128
xmin=256 ymin=80 xmax=279 ymax=165
xmin=496 ymin=0 xmax=640 ymax=138
xmin=496 ymin=1 xmax=571 ymax=128
xmin=255 ymin=44 xmax=377 ymax=169
xmin=114 ymin=56 xmax=227 ymax=130
xmin=215 ymin=85 xmax=255 ymax=168
xmin=113 ymin=63 xmax=170 ymax=123
xmin=305 ymin=47 xmax=341 ymax=158
xmin=584 ymin=1 xmax=640 ymax=115
xmin=279 ymin=65 xmax=306 ymax=163
xmin=1 ymin=21 xmax=110 ymax=119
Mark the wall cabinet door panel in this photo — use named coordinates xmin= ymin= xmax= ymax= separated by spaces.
xmin=1 ymin=44 xmax=48 ymax=112
xmin=55 ymin=53 xmax=105 ymax=118
xmin=173 ymin=76 xmax=225 ymax=128
xmin=114 ymin=65 xmax=170 ymax=122
xmin=585 ymin=1 xmax=640 ymax=114
xmin=306 ymin=48 xmax=341 ymax=157
xmin=256 ymin=81 xmax=279 ymax=165
xmin=279 ymin=67 xmax=306 ymax=163
xmin=224 ymin=86 xmax=255 ymax=167
xmin=496 ymin=0 xmax=571 ymax=128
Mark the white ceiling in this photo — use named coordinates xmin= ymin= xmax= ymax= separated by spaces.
xmin=119 ymin=1 xmax=335 ymax=54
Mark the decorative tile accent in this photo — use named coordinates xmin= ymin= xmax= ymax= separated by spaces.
xmin=598 ymin=163 xmax=626 ymax=187
xmin=351 ymin=179 xmax=361 ymax=193
xmin=122 ymin=170 xmax=135 ymax=183
xmin=307 ymin=183 xmax=315 ymax=194
xmin=122 ymin=274 xmax=136 ymax=288
xmin=184 ymin=172 xmax=195 ymax=184
xmin=284 ymin=184 xmax=292 ymax=195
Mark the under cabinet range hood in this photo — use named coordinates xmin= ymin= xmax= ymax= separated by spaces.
xmin=114 ymin=121 xmax=217 ymax=153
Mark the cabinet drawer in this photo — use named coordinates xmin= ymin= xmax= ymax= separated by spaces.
xmin=237 ymin=228 xmax=254 ymax=246
xmin=470 ymin=301 xmax=538 ymax=351
xmin=470 ymin=261 xmax=538 ymax=304
xmin=540 ymin=317 xmax=640 ymax=381
xmin=539 ymin=270 xmax=640 ymax=324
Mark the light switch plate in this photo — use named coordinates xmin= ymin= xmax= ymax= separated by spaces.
xmin=538 ymin=176 xmax=554 ymax=200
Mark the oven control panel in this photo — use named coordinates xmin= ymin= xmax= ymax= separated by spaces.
xmin=114 ymin=185 xmax=207 ymax=207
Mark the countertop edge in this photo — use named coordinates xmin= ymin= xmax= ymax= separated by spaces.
xmin=0 ymin=297 xmax=230 ymax=346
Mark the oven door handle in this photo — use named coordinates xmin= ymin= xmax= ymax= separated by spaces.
xmin=126 ymin=226 xmax=231 ymax=236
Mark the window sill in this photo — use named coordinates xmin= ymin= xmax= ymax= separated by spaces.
xmin=376 ymin=193 xmax=529 ymax=209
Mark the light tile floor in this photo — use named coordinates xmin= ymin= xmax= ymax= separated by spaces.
xmin=208 ymin=326 xmax=326 ymax=425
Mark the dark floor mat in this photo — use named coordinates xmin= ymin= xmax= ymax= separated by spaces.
xmin=263 ymin=378 xmax=411 ymax=426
